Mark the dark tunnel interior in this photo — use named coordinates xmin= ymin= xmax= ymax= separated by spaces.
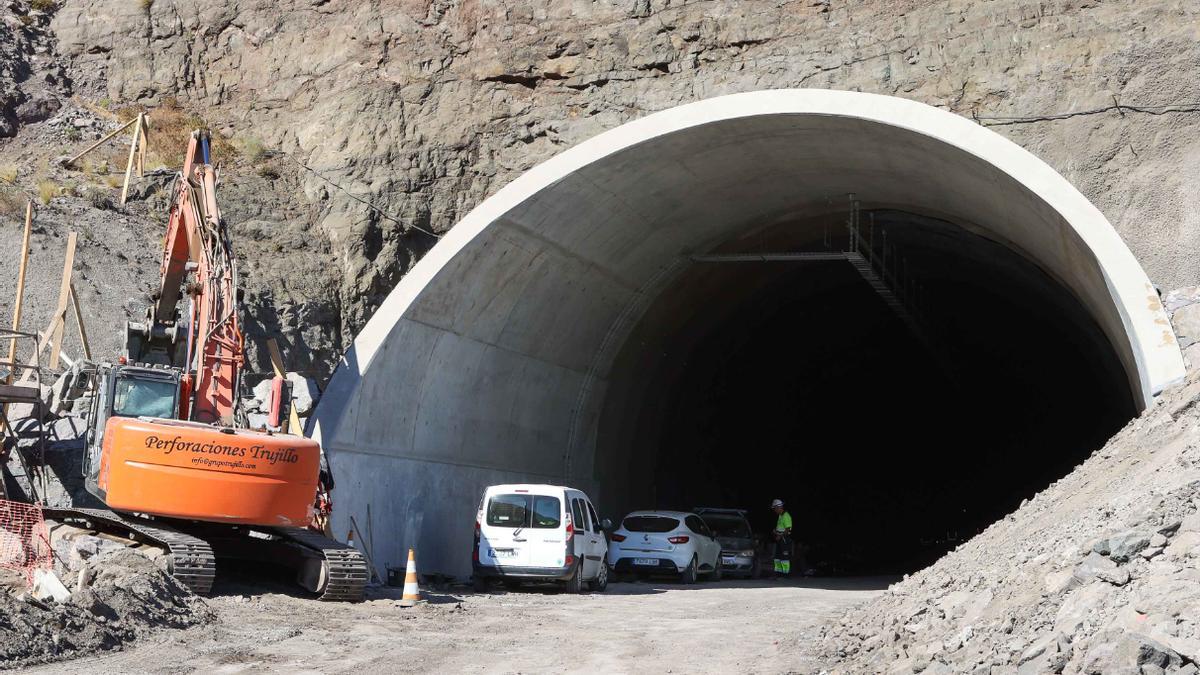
xmin=597 ymin=210 xmax=1136 ymax=576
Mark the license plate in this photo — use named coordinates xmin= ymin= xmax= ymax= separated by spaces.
xmin=490 ymin=548 xmax=517 ymax=559
xmin=633 ymin=557 xmax=658 ymax=566
xmin=721 ymin=556 xmax=737 ymax=565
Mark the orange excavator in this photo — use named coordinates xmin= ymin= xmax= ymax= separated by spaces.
xmin=46 ymin=130 xmax=366 ymax=600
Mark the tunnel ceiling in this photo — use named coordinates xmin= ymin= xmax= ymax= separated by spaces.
xmin=310 ymin=89 xmax=1185 ymax=578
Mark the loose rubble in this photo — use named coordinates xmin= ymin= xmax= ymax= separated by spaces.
xmin=0 ymin=546 xmax=211 ymax=669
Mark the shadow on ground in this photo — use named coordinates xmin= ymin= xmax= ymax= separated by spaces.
xmin=462 ymin=575 xmax=899 ymax=597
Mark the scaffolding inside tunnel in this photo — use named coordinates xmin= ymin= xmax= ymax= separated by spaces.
xmin=689 ymin=198 xmax=955 ymax=385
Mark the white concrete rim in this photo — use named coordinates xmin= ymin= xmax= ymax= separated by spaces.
xmin=312 ymin=88 xmax=1185 ymax=446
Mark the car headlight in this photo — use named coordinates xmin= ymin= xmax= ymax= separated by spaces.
xmin=739 ymin=549 xmax=755 ymax=557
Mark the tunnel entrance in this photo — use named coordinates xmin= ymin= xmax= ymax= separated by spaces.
xmin=597 ymin=210 xmax=1135 ymax=575
xmin=314 ymin=90 xmax=1184 ymax=580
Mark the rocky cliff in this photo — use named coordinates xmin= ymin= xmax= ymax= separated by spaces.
xmin=2 ymin=0 xmax=1199 ymax=379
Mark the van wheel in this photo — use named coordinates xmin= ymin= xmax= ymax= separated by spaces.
xmin=588 ymin=564 xmax=609 ymax=592
xmin=680 ymin=556 xmax=697 ymax=584
xmin=562 ymin=564 xmax=583 ymax=594
xmin=472 ymin=576 xmax=489 ymax=593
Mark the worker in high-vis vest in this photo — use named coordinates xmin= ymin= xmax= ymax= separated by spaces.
xmin=770 ymin=498 xmax=793 ymax=577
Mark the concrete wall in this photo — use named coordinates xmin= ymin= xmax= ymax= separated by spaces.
xmin=310 ymin=90 xmax=1185 ymax=579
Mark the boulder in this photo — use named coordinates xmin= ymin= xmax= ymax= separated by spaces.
xmin=1055 ymin=582 xmax=1111 ymax=636
xmin=1181 ymin=512 xmax=1200 ymax=533
xmin=1095 ymin=566 xmax=1130 ymax=586
xmin=1045 ymin=569 xmax=1079 ymax=594
xmin=1165 ymin=532 xmax=1200 ymax=560
xmin=31 ymin=569 xmax=71 ymax=603
xmin=252 ymin=378 xmax=274 ymax=406
xmin=1016 ymin=633 xmax=1068 ymax=675
xmin=286 ymin=372 xmax=320 ymax=416
xmin=1185 ymin=343 xmax=1200 ymax=370
xmin=1164 ymin=287 xmax=1200 ymax=313
xmin=53 ymin=531 xmax=127 ymax=572
xmin=14 ymin=96 xmax=60 ymax=124
xmin=1082 ymin=633 xmax=1183 ymax=674
xmin=1173 ymin=304 xmax=1200 ymax=348
xmin=1140 ymin=546 xmax=1164 ymax=560
xmin=68 ymin=587 xmax=113 ymax=618
xmin=1094 ymin=531 xmax=1151 ymax=562
xmin=1074 ymin=552 xmax=1119 ymax=584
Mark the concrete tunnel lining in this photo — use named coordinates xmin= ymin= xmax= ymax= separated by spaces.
xmin=309 ymin=89 xmax=1185 ymax=578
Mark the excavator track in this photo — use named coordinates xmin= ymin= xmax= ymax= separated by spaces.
xmin=43 ymin=507 xmax=217 ymax=595
xmin=275 ymin=527 xmax=369 ymax=602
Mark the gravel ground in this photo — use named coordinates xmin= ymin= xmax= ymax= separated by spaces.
xmin=24 ymin=574 xmax=887 ymax=674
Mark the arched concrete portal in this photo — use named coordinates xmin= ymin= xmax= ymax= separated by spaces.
xmin=311 ymin=90 xmax=1185 ymax=579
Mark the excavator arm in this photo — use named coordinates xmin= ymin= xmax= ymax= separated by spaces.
xmin=126 ymin=130 xmax=243 ymax=425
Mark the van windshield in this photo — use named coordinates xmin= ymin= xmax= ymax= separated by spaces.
xmin=487 ymin=494 xmax=561 ymax=529
xmin=622 ymin=516 xmax=680 ymax=533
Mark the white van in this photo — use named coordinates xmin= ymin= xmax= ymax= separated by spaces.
xmin=472 ymin=484 xmax=610 ymax=593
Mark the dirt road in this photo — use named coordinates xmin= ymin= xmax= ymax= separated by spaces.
xmin=29 ymin=574 xmax=887 ymax=674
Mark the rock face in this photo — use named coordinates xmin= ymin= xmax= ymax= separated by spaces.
xmin=819 ymin=368 xmax=1200 ymax=673
xmin=3 ymin=0 xmax=1192 ymax=382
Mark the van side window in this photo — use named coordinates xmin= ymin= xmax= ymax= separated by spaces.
xmin=571 ymin=498 xmax=587 ymax=532
xmin=585 ymin=501 xmax=601 ymax=532
xmin=531 ymin=495 xmax=562 ymax=529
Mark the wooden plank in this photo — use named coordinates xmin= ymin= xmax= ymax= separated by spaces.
xmin=119 ymin=113 xmax=143 ymax=206
xmin=63 ymin=116 xmax=138 ymax=168
xmin=265 ymin=338 xmax=286 ymax=377
xmin=0 ymin=384 xmax=42 ymax=403
xmin=5 ymin=201 xmax=32 ymax=383
xmin=68 ymin=283 xmax=91 ymax=361
xmin=136 ymin=115 xmax=147 ymax=177
xmin=265 ymin=338 xmax=304 ymax=435
xmin=3 ymin=201 xmax=33 ymax=424
xmin=48 ymin=232 xmax=77 ymax=370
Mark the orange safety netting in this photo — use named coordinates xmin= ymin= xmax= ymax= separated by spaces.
xmin=0 ymin=499 xmax=52 ymax=586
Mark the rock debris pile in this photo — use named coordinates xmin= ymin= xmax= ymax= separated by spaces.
xmin=0 ymin=544 xmax=210 ymax=669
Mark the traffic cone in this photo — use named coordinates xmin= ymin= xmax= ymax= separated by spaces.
xmin=399 ymin=548 xmax=422 ymax=607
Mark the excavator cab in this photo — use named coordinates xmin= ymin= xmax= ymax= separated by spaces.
xmin=82 ymin=363 xmax=182 ymax=497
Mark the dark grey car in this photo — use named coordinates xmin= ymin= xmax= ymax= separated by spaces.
xmin=695 ymin=508 xmax=759 ymax=578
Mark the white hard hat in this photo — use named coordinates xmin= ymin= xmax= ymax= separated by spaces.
xmin=771 ymin=499 xmax=784 ymax=508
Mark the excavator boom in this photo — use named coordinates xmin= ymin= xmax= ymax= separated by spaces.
xmin=132 ymin=130 xmax=242 ymax=425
